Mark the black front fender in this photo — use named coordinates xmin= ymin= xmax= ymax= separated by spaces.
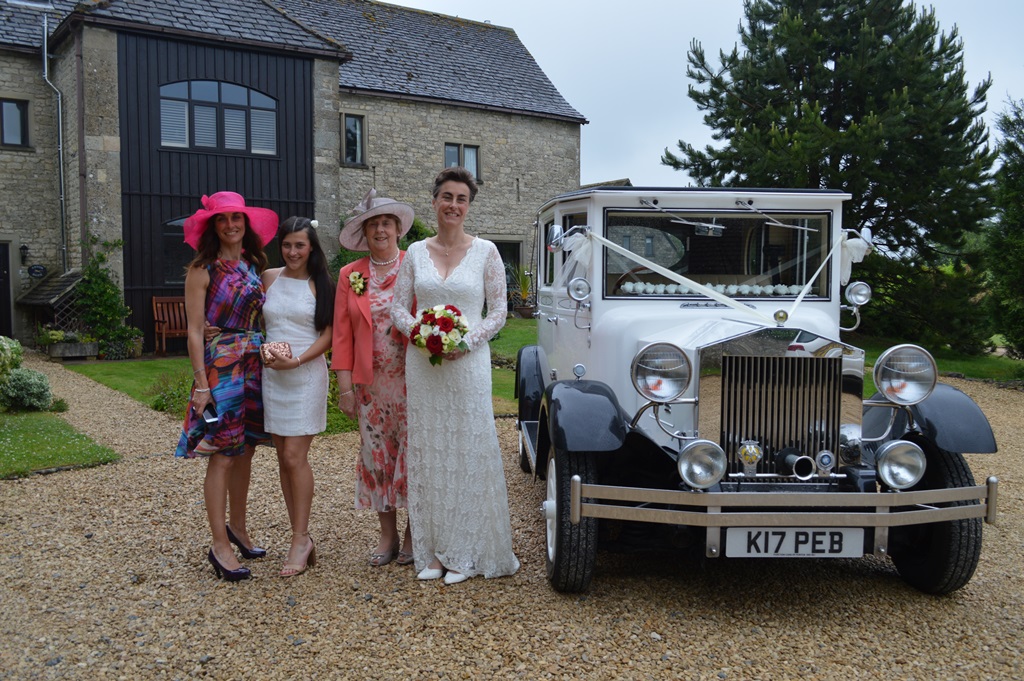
xmin=545 ymin=380 xmax=628 ymax=453
xmin=863 ymin=382 xmax=997 ymax=454
xmin=516 ymin=345 xmax=549 ymax=425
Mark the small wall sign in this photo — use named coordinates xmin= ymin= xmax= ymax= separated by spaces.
xmin=28 ymin=265 xmax=47 ymax=279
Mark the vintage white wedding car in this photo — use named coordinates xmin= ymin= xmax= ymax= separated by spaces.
xmin=515 ymin=186 xmax=998 ymax=594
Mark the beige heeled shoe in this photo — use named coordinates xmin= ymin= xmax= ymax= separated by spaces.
xmin=280 ymin=536 xmax=316 ymax=578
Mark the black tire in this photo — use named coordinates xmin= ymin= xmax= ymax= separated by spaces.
xmin=889 ymin=447 xmax=983 ymax=595
xmin=545 ymin=445 xmax=598 ymax=592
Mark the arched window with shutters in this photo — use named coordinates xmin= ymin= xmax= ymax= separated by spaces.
xmin=159 ymin=80 xmax=277 ymax=156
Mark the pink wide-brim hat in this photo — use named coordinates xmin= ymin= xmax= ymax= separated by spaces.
xmin=182 ymin=191 xmax=280 ymax=249
xmin=340 ymin=188 xmax=414 ymax=251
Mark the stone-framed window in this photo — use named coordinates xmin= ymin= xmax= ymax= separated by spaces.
xmin=342 ymin=113 xmax=365 ymax=166
xmin=159 ymin=81 xmax=278 ymax=155
xmin=1 ymin=98 xmax=30 ymax=147
xmin=444 ymin=142 xmax=480 ymax=180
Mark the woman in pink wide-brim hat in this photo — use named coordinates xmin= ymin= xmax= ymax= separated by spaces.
xmin=182 ymin=191 xmax=279 ymax=249
xmin=175 ymin=190 xmax=278 ymax=582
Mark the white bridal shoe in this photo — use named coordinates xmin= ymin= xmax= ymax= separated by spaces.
xmin=443 ymin=571 xmax=469 ymax=585
xmin=417 ymin=567 xmax=444 ymax=580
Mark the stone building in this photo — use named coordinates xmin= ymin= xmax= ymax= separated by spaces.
xmin=0 ymin=0 xmax=585 ymax=347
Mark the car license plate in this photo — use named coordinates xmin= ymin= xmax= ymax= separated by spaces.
xmin=725 ymin=527 xmax=864 ymax=558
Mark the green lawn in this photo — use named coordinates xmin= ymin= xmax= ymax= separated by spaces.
xmin=0 ymin=411 xmax=119 ymax=478
xmin=68 ymin=357 xmax=190 ymax=406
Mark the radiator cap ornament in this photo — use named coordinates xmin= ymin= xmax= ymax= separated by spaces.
xmin=738 ymin=440 xmax=763 ymax=476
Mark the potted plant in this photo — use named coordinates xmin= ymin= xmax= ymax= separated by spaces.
xmin=509 ymin=263 xmax=535 ymax=318
xmin=36 ymin=326 xmax=99 ymax=361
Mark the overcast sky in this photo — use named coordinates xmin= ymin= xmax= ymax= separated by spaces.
xmin=394 ymin=0 xmax=1023 ymax=187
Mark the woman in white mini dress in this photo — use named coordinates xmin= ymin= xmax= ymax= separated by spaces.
xmin=261 ymin=217 xmax=334 ymax=577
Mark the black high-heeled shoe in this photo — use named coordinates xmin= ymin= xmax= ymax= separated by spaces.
xmin=226 ymin=524 xmax=267 ymax=559
xmin=208 ymin=549 xmax=251 ymax=581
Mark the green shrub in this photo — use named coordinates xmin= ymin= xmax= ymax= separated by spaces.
xmin=145 ymin=367 xmax=192 ymax=416
xmin=0 ymin=367 xmax=53 ymax=411
xmin=49 ymin=397 xmax=69 ymax=413
xmin=0 ymin=336 xmax=23 ymax=379
xmin=78 ymin=236 xmax=142 ymax=356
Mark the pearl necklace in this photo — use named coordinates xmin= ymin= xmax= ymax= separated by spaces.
xmin=370 ymin=253 xmax=399 ymax=267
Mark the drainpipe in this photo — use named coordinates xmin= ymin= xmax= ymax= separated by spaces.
xmin=40 ymin=12 xmax=70 ymax=272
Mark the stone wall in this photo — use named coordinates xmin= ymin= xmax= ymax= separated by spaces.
xmin=335 ymin=93 xmax=580 ymax=270
xmin=312 ymin=58 xmax=342 ymax=242
xmin=0 ymin=49 xmax=62 ymax=342
xmin=76 ymin=28 xmax=123 ymax=283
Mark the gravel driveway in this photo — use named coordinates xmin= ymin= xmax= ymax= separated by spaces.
xmin=2 ymin=352 xmax=1021 ymax=680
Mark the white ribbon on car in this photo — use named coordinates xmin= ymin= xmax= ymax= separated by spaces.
xmin=839 ymin=231 xmax=871 ymax=285
xmin=553 ymin=232 xmax=593 ymax=288
xmin=561 ymin=230 xmax=870 ymax=327
xmin=585 ymin=232 xmax=776 ymax=325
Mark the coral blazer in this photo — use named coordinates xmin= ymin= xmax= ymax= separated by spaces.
xmin=331 ymin=253 xmax=410 ymax=385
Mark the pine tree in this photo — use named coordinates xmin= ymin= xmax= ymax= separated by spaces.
xmin=663 ymin=1 xmax=996 ymax=350
xmin=986 ymin=99 xmax=1024 ymax=358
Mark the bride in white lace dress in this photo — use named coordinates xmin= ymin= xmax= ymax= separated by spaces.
xmin=391 ymin=167 xmax=520 ymax=585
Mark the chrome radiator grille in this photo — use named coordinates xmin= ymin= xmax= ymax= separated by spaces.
xmin=720 ymin=355 xmax=842 ymax=475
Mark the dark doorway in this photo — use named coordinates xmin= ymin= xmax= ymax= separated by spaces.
xmin=0 ymin=244 xmax=11 ymax=337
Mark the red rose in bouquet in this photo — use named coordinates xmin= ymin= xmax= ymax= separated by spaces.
xmin=425 ymin=334 xmax=444 ymax=355
xmin=411 ymin=304 xmax=470 ymax=366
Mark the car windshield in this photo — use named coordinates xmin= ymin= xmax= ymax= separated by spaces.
xmin=603 ymin=210 xmax=830 ymax=298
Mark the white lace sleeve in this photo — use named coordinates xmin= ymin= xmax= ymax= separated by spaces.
xmin=390 ymin=249 xmax=417 ymax=336
xmin=465 ymin=242 xmax=507 ymax=350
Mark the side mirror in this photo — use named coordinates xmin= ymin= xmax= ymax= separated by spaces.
xmin=547 ymin=224 xmax=564 ymax=253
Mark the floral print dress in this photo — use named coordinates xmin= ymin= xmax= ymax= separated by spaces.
xmin=354 ymin=260 xmax=408 ymax=511
xmin=175 ymin=259 xmax=268 ymax=458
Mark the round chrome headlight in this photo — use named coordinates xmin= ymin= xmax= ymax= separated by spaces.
xmin=876 ymin=440 xmax=926 ymax=490
xmin=845 ymin=281 xmax=872 ymax=307
xmin=630 ymin=343 xmax=691 ymax=402
xmin=873 ymin=344 xmax=937 ymax=406
xmin=567 ymin=276 xmax=591 ymax=302
xmin=678 ymin=440 xmax=727 ymax=490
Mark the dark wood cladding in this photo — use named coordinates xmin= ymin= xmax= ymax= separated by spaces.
xmin=117 ymin=33 xmax=315 ymax=350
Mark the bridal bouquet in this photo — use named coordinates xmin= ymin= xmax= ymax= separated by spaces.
xmin=411 ymin=304 xmax=469 ymax=366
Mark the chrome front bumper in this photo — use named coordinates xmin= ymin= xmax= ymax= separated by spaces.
xmin=569 ymin=476 xmax=998 ymax=558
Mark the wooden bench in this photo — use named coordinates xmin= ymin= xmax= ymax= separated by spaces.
xmin=152 ymin=296 xmax=187 ymax=355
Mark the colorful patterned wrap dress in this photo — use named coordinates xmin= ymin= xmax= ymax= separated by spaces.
xmin=354 ymin=259 xmax=408 ymax=511
xmin=175 ymin=259 xmax=269 ymax=458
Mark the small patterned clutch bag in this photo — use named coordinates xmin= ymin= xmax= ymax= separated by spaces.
xmin=260 ymin=341 xmax=292 ymax=364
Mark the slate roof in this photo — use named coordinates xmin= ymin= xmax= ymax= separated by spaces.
xmin=0 ymin=0 xmax=67 ymax=52
xmin=0 ymin=0 xmax=343 ymax=57
xmin=15 ymin=267 xmax=82 ymax=307
xmin=269 ymin=0 xmax=586 ymax=123
xmin=1 ymin=0 xmax=583 ymax=122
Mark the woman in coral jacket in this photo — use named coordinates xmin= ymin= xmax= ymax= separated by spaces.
xmin=332 ymin=189 xmax=416 ymax=568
